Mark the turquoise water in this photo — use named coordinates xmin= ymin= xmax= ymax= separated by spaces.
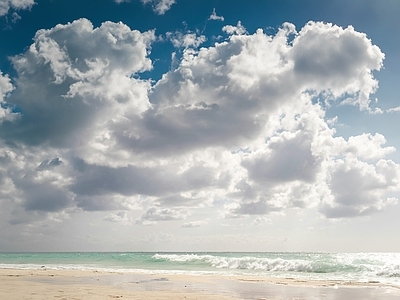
xmin=1 ymin=252 xmax=399 ymax=286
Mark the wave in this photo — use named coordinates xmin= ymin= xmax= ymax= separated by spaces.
xmin=153 ymin=253 xmax=343 ymax=273
xmin=152 ymin=253 xmax=400 ymax=278
xmin=2 ymin=252 xmax=399 ymax=285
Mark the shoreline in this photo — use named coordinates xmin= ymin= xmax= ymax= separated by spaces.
xmin=1 ymin=268 xmax=400 ymax=300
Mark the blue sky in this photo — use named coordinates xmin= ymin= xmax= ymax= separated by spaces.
xmin=1 ymin=0 xmax=400 ymax=252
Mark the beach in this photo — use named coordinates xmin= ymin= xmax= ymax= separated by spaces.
xmin=2 ymin=268 xmax=400 ymax=300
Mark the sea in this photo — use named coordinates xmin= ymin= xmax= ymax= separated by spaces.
xmin=1 ymin=252 xmax=400 ymax=287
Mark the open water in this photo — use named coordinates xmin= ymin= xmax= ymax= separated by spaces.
xmin=1 ymin=252 xmax=399 ymax=286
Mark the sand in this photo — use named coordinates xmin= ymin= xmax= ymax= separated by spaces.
xmin=1 ymin=268 xmax=400 ymax=300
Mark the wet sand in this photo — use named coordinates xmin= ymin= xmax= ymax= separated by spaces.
xmin=1 ymin=268 xmax=400 ymax=300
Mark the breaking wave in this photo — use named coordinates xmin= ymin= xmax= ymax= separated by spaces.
xmin=152 ymin=252 xmax=400 ymax=283
xmin=1 ymin=252 xmax=399 ymax=285
xmin=152 ymin=253 xmax=352 ymax=273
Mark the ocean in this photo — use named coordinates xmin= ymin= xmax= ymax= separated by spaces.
xmin=1 ymin=252 xmax=399 ymax=287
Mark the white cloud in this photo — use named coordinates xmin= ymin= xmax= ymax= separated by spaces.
xmin=243 ymin=130 xmax=320 ymax=184
xmin=223 ymin=96 xmax=399 ymax=219
xmin=0 ymin=71 xmax=14 ymax=100
xmin=209 ymin=8 xmax=224 ymax=21
xmin=222 ymin=21 xmax=247 ymax=35
xmin=0 ymin=0 xmax=34 ymax=16
xmin=251 ymin=216 xmax=272 ymax=226
xmin=181 ymin=220 xmax=208 ymax=228
xmin=387 ymin=106 xmax=400 ymax=113
xmin=333 ymin=133 xmax=395 ymax=160
xmin=7 ymin=18 xmax=154 ymax=157
xmin=138 ymin=207 xmax=188 ymax=223
xmin=166 ymin=31 xmax=206 ymax=49
xmin=104 ymin=211 xmax=133 ymax=225
xmin=0 ymin=71 xmax=18 ymax=122
xmin=0 ymin=19 xmax=397 ymax=230
xmin=140 ymin=0 xmax=176 ymax=15
xmin=290 ymin=21 xmax=384 ymax=111
xmin=320 ymin=158 xmax=399 ymax=218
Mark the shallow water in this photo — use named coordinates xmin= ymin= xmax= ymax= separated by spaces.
xmin=1 ymin=252 xmax=399 ymax=287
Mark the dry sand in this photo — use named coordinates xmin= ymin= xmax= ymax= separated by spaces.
xmin=1 ymin=268 xmax=400 ymax=300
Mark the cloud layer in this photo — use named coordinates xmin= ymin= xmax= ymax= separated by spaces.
xmin=0 ymin=19 xmax=398 ymax=229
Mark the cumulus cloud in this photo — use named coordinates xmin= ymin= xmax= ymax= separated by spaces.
xmin=181 ymin=220 xmax=208 ymax=228
xmin=251 ymin=216 xmax=272 ymax=226
xmin=222 ymin=21 xmax=247 ymax=35
xmin=0 ymin=71 xmax=13 ymax=100
xmin=290 ymin=22 xmax=384 ymax=111
xmin=0 ymin=19 xmax=397 ymax=228
xmin=243 ymin=131 xmax=320 ymax=184
xmin=334 ymin=133 xmax=395 ymax=160
xmin=321 ymin=158 xmax=399 ymax=218
xmin=209 ymin=8 xmax=224 ymax=21
xmin=387 ymin=106 xmax=400 ymax=113
xmin=140 ymin=0 xmax=176 ymax=15
xmin=4 ymin=18 xmax=154 ymax=150
xmin=104 ymin=211 xmax=133 ymax=224
xmin=0 ymin=0 xmax=35 ymax=17
xmin=138 ymin=207 xmax=188 ymax=223
xmin=166 ymin=31 xmax=206 ymax=49
xmin=0 ymin=71 xmax=17 ymax=122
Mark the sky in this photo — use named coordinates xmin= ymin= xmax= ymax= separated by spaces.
xmin=1 ymin=0 xmax=400 ymax=253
